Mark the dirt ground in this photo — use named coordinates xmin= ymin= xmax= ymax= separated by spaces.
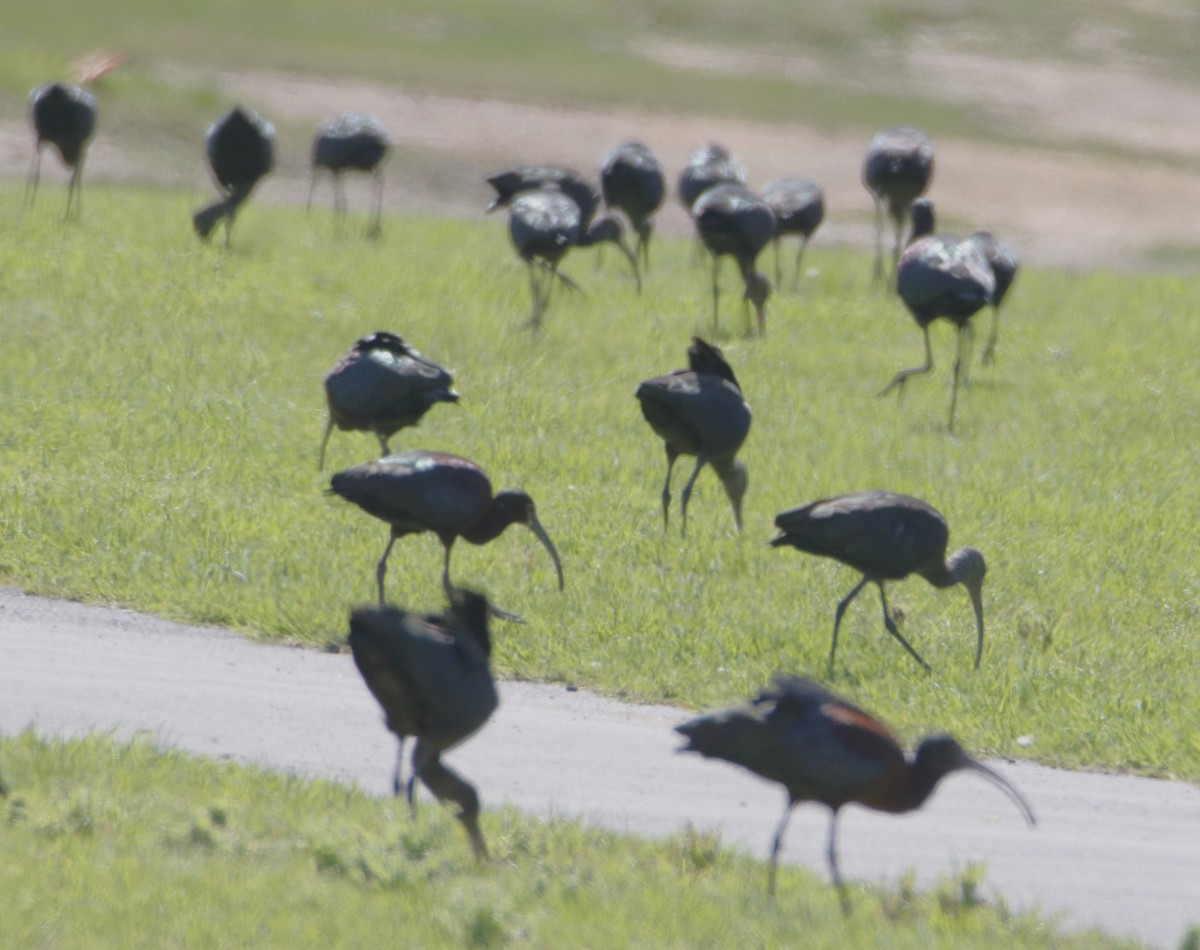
xmin=5 ymin=59 xmax=1200 ymax=270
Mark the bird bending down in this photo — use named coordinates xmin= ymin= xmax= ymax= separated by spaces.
xmin=862 ymin=126 xmax=934 ymax=287
xmin=676 ymin=675 xmax=1035 ymax=909
xmin=770 ymin=490 xmax=987 ymax=672
xmin=636 ymin=337 xmax=751 ymax=535
xmin=319 ymin=331 xmax=459 ymax=469
xmin=677 ymin=143 xmax=748 ymax=214
xmin=762 ymin=177 xmax=825 ymax=291
xmin=692 ymin=184 xmax=775 ymax=337
xmin=601 ymin=141 xmax=666 ymax=271
xmin=193 ymin=106 xmax=275 ymax=246
xmin=308 ymin=112 xmax=392 ymax=238
xmin=348 ymin=588 xmax=499 ymax=859
xmin=966 ymin=229 xmax=1020 ymax=366
xmin=27 ymin=81 xmax=97 ymax=219
xmin=329 ymin=450 xmax=564 ymax=618
xmin=485 ymin=164 xmax=601 ymax=226
xmin=880 ymin=198 xmax=994 ymax=432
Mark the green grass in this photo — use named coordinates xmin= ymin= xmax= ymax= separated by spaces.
xmin=0 ymin=182 xmax=1197 ymax=784
xmin=0 ymin=731 xmax=1139 ymax=948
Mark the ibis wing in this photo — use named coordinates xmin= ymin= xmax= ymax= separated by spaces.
xmin=331 ymin=452 xmax=492 ymax=534
xmin=637 ymin=372 xmax=750 ymax=459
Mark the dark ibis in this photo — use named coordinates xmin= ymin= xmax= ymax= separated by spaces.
xmin=692 ymin=184 xmax=775 ymax=337
xmin=880 ymin=198 xmax=995 ymax=432
xmin=676 ymin=674 xmax=1035 ymax=908
xmin=193 ymin=106 xmax=275 ymax=246
xmin=762 ymin=176 xmax=825 ymax=290
xmin=770 ymin=490 xmax=987 ymax=672
xmin=329 ymin=450 xmax=564 ymax=615
xmin=27 ymin=82 xmax=97 ymax=218
xmin=600 ymin=141 xmax=666 ymax=271
xmin=636 ymin=337 xmax=750 ymax=535
xmin=967 ymin=229 xmax=1020 ymax=366
xmin=677 ymin=144 xmax=747 ymax=213
xmin=319 ymin=331 xmax=459 ymax=469
xmin=862 ymin=126 xmax=934 ymax=286
xmin=485 ymin=164 xmax=600 ymax=226
xmin=507 ymin=189 xmax=639 ymax=328
xmin=349 ymin=588 xmax=498 ymax=859
xmin=307 ymin=112 xmax=392 ymax=238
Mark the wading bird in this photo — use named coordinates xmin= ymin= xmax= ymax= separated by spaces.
xmin=880 ymin=199 xmax=995 ymax=432
xmin=863 ymin=126 xmax=934 ymax=286
xmin=600 ymin=141 xmax=665 ymax=271
xmin=762 ymin=177 xmax=825 ymax=291
xmin=770 ymin=490 xmax=987 ymax=672
xmin=692 ymin=184 xmax=775 ymax=336
xmin=676 ymin=674 xmax=1035 ymax=909
xmin=329 ymin=450 xmax=563 ymax=617
xmin=507 ymin=189 xmax=639 ymax=328
xmin=677 ymin=143 xmax=747 ymax=213
xmin=636 ymin=337 xmax=750 ymax=535
xmin=27 ymin=82 xmax=97 ymax=218
xmin=319 ymin=331 xmax=459 ymax=469
xmin=349 ymin=588 xmax=498 ymax=859
xmin=308 ymin=112 xmax=392 ymax=238
xmin=967 ymin=229 xmax=1020 ymax=366
xmin=193 ymin=106 xmax=275 ymax=245
xmin=485 ymin=164 xmax=600 ymax=226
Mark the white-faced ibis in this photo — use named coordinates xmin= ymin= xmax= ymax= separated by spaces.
xmin=349 ymin=588 xmax=498 ymax=859
xmin=193 ymin=106 xmax=276 ymax=246
xmin=329 ymin=450 xmax=563 ymax=615
xmin=636 ymin=337 xmax=751 ymax=535
xmin=770 ymin=490 xmax=987 ymax=672
xmin=319 ymin=332 xmax=459 ymax=469
xmin=600 ymin=141 xmax=666 ymax=271
xmin=967 ymin=229 xmax=1020 ymax=366
xmin=676 ymin=674 xmax=1035 ymax=908
xmin=308 ymin=112 xmax=392 ymax=238
xmin=677 ymin=144 xmax=747 ymax=213
xmin=507 ymin=189 xmax=639 ymax=328
xmin=692 ymin=184 xmax=775 ymax=337
xmin=881 ymin=198 xmax=995 ymax=432
xmin=762 ymin=177 xmax=825 ymax=291
xmin=27 ymin=82 xmax=97 ymax=219
xmin=485 ymin=164 xmax=600 ymax=226
xmin=862 ymin=126 xmax=934 ymax=286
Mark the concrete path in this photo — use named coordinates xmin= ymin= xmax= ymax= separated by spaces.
xmin=1 ymin=589 xmax=1196 ymax=947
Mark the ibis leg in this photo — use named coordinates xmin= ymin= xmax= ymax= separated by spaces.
xmin=879 ymin=325 xmax=934 ymax=400
xmin=66 ymin=157 xmax=85 ymax=220
xmin=678 ymin=455 xmax=708 ymax=539
xmin=827 ymin=811 xmax=852 ymax=916
xmin=369 ymin=167 xmax=384 ymax=239
xmin=948 ymin=325 xmax=970 ymax=432
xmin=413 ymin=740 xmax=489 ymax=860
xmin=871 ymin=198 xmax=884 ymax=286
xmin=660 ymin=447 xmax=679 ymax=531
xmin=305 ymin=168 xmax=318 ymax=212
xmin=25 ymin=145 xmax=43 ymax=210
xmin=390 ymin=737 xmax=406 ymax=797
xmin=376 ymin=536 xmax=397 ymax=605
xmin=877 ymin=582 xmax=931 ymax=671
xmin=793 ymin=238 xmax=808 ymax=292
xmin=317 ymin=416 xmax=334 ymax=470
xmin=767 ymin=800 xmax=796 ymax=902
xmin=773 ymin=238 xmax=782 ymax=288
xmin=710 ymin=255 xmax=721 ymax=333
xmin=831 ymin=577 xmax=870 ymax=669
xmin=982 ymin=306 xmax=1000 ymax=366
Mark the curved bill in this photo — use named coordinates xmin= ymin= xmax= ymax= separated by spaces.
xmin=968 ymin=582 xmax=985 ymax=670
xmin=966 ymin=758 xmax=1036 ymax=827
xmin=617 ymin=236 xmax=642 ymax=292
xmin=527 ymin=511 xmax=564 ymax=591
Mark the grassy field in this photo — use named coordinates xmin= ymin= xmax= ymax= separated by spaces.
xmin=0 ymin=731 xmax=1140 ymax=948
xmin=0 ymin=182 xmax=1197 ymax=786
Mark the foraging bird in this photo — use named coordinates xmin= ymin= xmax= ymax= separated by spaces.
xmin=485 ymin=164 xmax=601 ymax=227
xmin=319 ymin=331 xmax=459 ymax=469
xmin=636 ymin=337 xmax=750 ymax=535
xmin=308 ymin=112 xmax=392 ymax=238
xmin=507 ymin=189 xmax=639 ymax=328
xmin=600 ymin=141 xmax=666 ymax=270
xmin=880 ymin=198 xmax=995 ymax=432
xmin=27 ymin=82 xmax=97 ymax=218
xmin=692 ymin=184 xmax=775 ymax=336
xmin=349 ymin=588 xmax=498 ymax=859
xmin=193 ymin=106 xmax=275 ymax=245
xmin=762 ymin=177 xmax=825 ymax=290
xmin=676 ymin=674 xmax=1035 ymax=908
xmin=862 ymin=126 xmax=934 ymax=286
xmin=770 ymin=490 xmax=987 ymax=672
xmin=677 ymin=144 xmax=747 ymax=213
xmin=967 ymin=229 xmax=1020 ymax=366
xmin=329 ymin=450 xmax=564 ymax=613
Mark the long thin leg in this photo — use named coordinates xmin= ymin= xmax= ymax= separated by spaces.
xmin=369 ymin=166 xmax=385 ymax=239
xmin=827 ymin=811 xmax=852 ymax=915
xmin=390 ymin=736 xmax=406 ymax=796
xmin=871 ymin=198 xmax=885 ymax=286
xmin=317 ymin=416 xmax=335 ymax=470
xmin=305 ymin=168 xmax=319 ymax=211
xmin=981 ymin=305 xmax=1000 ymax=366
xmin=948 ymin=325 xmax=969 ymax=432
xmin=413 ymin=741 xmax=489 ymax=860
xmin=878 ymin=325 xmax=934 ymax=400
xmin=678 ymin=454 xmax=708 ymax=539
xmin=890 ymin=211 xmax=905 ymax=287
xmin=66 ymin=155 xmax=86 ymax=220
xmin=660 ymin=447 xmax=679 ymax=531
xmin=25 ymin=144 xmax=44 ymax=210
xmin=376 ymin=536 xmax=397 ymax=605
xmin=375 ymin=431 xmax=392 ymax=458
xmin=831 ymin=577 xmax=869 ymax=669
xmin=773 ymin=237 xmax=782 ymax=287
xmin=792 ymin=238 xmax=808 ymax=292
xmin=767 ymin=800 xmax=796 ymax=901
xmin=877 ymin=582 xmax=931 ymax=671
xmin=710 ymin=255 xmax=721 ymax=333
